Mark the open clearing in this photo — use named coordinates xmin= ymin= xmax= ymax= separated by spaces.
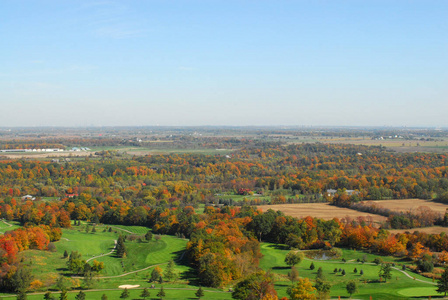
xmin=361 ymin=198 xmax=448 ymax=214
xmin=256 ymin=203 xmax=387 ymax=223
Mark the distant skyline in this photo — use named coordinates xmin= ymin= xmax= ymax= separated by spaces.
xmin=1 ymin=1 xmax=447 ymax=127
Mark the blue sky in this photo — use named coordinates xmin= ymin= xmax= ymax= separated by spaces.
xmin=1 ymin=0 xmax=447 ymax=127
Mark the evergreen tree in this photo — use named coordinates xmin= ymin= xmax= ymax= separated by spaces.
xmin=16 ymin=290 xmax=27 ymax=300
xmin=164 ymin=260 xmax=176 ymax=282
xmin=437 ymin=267 xmax=448 ymax=296
xmin=309 ymin=262 xmax=315 ymax=270
xmin=11 ymin=267 xmax=33 ymax=294
xmin=341 ymin=269 xmax=346 ymax=276
xmin=120 ymin=288 xmax=130 ymax=299
xmin=145 ymin=231 xmax=153 ymax=241
xmin=116 ymin=235 xmax=127 ymax=258
xmin=316 ymin=267 xmax=325 ymax=281
xmin=101 ymin=294 xmax=108 ymax=300
xmin=157 ymin=287 xmax=166 ymax=299
xmin=150 ymin=266 xmax=163 ymax=282
xmin=59 ymin=291 xmax=68 ymax=300
xmin=140 ymin=288 xmax=151 ymax=299
xmin=44 ymin=292 xmax=55 ymax=300
xmin=63 ymin=250 xmax=68 ymax=259
xmin=75 ymin=291 xmax=86 ymax=300
xmin=353 ymin=268 xmax=358 ymax=274
xmin=195 ymin=286 xmax=205 ymax=299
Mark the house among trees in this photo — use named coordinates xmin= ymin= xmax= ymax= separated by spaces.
xmin=326 ymin=189 xmax=358 ymax=197
xmin=21 ymin=195 xmax=36 ymax=201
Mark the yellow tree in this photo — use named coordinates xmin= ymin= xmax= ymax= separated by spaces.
xmin=287 ymin=278 xmax=316 ymax=300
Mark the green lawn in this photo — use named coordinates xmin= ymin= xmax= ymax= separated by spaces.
xmin=0 ymin=220 xmax=21 ymax=233
xmin=260 ymin=243 xmax=439 ymax=299
xmin=14 ymin=224 xmax=190 ymax=295
xmin=0 ymin=287 xmax=232 ymax=300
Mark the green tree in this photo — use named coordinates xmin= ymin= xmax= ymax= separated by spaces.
xmin=437 ymin=267 xmax=448 ymax=296
xmin=67 ymin=251 xmax=86 ymax=275
xmin=157 ymin=286 xmax=166 ymax=299
xmin=63 ymin=250 xmax=68 ymax=259
xmin=75 ymin=291 xmax=86 ymax=300
xmin=150 ymin=266 xmax=163 ymax=282
xmin=59 ymin=291 xmax=68 ymax=300
xmin=249 ymin=210 xmax=276 ymax=241
xmin=309 ymin=262 xmax=315 ymax=270
xmin=284 ymin=251 xmax=304 ymax=267
xmin=120 ymin=288 xmax=130 ymax=299
xmin=82 ymin=263 xmax=95 ymax=289
xmin=16 ymin=290 xmax=27 ymax=300
xmin=346 ymin=281 xmax=358 ymax=298
xmin=141 ymin=288 xmax=151 ymax=299
xmin=379 ymin=264 xmax=392 ymax=282
xmin=164 ymin=260 xmax=176 ymax=282
xmin=314 ymin=278 xmax=331 ymax=300
xmin=232 ymin=271 xmax=277 ymax=300
xmin=44 ymin=291 xmax=55 ymax=300
xmin=101 ymin=294 xmax=108 ymax=300
xmin=116 ymin=235 xmax=127 ymax=258
xmin=11 ymin=267 xmax=33 ymax=293
xmin=195 ymin=286 xmax=205 ymax=299
xmin=145 ymin=231 xmax=153 ymax=241
xmin=316 ymin=267 xmax=325 ymax=281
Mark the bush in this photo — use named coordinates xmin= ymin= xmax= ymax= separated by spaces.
xmin=417 ymin=260 xmax=434 ymax=273
xmin=373 ymin=258 xmax=382 ymax=265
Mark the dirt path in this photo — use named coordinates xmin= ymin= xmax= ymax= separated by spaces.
xmin=2 ymin=220 xmax=13 ymax=227
xmin=75 ymin=249 xmax=186 ymax=279
xmin=110 ymin=226 xmax=134 ymax=234
xmin=74 ymin=225 xmax=187 ymax=279
xmin=86 ymin=240 xmax=117 ymax=263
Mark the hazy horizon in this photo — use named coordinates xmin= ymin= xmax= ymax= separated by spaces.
xmin=2 ymin=1 xmax=447 ymax=127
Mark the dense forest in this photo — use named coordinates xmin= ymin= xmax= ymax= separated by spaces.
xmin=1 ymin=141 xmax=448 ymax=294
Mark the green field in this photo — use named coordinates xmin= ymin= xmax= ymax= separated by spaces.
xmin=0 ymin=220 xmax=21 ymax=233
xmin=6 ymin=224 xmax=201 ymax=298
xmin=260 ymin=243 xmax=438 ymax=300
xmin=2 ymin=223 xmax=444 ymax=299
xmin=0 ymin=287 xmax=232 ymax=300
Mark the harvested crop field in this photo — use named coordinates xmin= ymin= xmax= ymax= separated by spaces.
xmin=256 ymin=203 xmax=387 ymax=223
xmin=389 ymin=226 xmax=448 ymax=235
xmin=361 ymin=199 xmax=448 ymax=214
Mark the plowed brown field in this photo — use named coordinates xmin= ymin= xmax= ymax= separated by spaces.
xmin=256 ymin=203 xmax=387 ymax=223
xmin=361 ymin=199 xmax=448 ymax=214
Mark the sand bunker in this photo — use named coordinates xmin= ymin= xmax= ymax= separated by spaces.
xmin=119 ymin=285 xmax=140 ymax=289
